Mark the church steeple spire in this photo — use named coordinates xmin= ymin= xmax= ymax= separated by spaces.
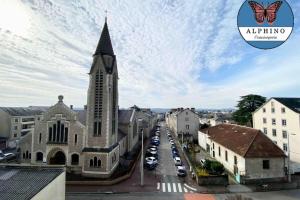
xmin=94 ymin=20 xmax=114 ymax=56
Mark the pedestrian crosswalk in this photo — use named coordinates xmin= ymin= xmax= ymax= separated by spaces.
xmin=157 ymin=182 xmax=196 ymax=193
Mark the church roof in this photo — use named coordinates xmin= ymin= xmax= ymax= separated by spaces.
xmin=0 ymin=107 xmax=47 ymax=116
xmin=94 ymin=21 xmax=114 ymax=56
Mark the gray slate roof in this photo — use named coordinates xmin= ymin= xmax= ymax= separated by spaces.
xmin=75 ymin=109 xmax=86 ymax=126
xmin=118 ymin=109 xmax=133 ymax=124
xmin=0 ymin=107 xmax=47 ymax=116
xmin=273 ymin=97 xmax=300 ymax=114
xmin=94 ymin=21 xmax=114 ymax=56
xmin=0 ymin=166 xmax=64 ymax=200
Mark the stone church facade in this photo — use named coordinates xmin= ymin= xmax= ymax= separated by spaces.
xmin=18 ymin=20 xmax=155 ymax=178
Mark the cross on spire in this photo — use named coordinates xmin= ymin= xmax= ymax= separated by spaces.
xmin=105 ymin=10 xmax=108 ymax=22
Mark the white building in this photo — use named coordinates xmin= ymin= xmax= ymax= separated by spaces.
xmin=198 ymin=124 xmax=286 ymax=184
xmin=166 ymin=108 xmax=199 ymax=140
xmin=253 ymin=97 xmax=300 ymax=173
xmin=0 ymin=107 xmax=47 ymax=149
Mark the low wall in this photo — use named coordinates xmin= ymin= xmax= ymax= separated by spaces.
xmin=196 ymin=174 xmax=228 ymax=186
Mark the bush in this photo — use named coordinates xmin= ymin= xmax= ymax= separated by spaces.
xmin=203 ymin=159 xmax=224 ymax=175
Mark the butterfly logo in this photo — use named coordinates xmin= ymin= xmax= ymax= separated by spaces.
xmin=248 ymin=1 xmax=282 ymax=25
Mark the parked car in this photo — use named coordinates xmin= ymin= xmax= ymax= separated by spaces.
xmin=147 ymin=149 xmax=157 ymax=154
xmin=155 ymin=132 xmax=160 ymax=137
xmin=144 ymin=161 xmax=157 ymax=170
xmin=146 ymin=152 xmax=158 ymax=159
xmin=152 ymin=136 xmax=159 ymax=140
xmin=174 ymin=157 xmax=182 ymax=166
xmin=0 ymin=152 xmax=5 ymax=162
xmin=4 ymin=153 xmax=16 ymax=161
xmin=170 ymin=141 xmax=175 ymax=146
xmin=145 ymin=156 xmax=158 ymax=165
xmin=151 ymin=140 xmax=160 ymax=146
xmin=148 ymin=145 xmax=158 ymax=150
xmin=172 ymin=152 xmax=179 ymax=158
xmin=177 ymin=166 xmax=187 ymax=177
xmin=171 ymin=144 xmax=177 ymax=150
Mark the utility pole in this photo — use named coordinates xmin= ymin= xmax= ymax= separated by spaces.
xmin=141 ymin=128 xmax=144 ymax=186
xmin=138 ymin=118 xmax=144 ymax=186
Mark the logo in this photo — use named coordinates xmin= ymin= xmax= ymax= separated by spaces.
xmin=237 ymin=0 xmax=294 ymax=49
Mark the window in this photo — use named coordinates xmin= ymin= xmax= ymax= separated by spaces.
xmin=186 ymin=125 xmax=189 ymax=129
xmin=14 ymin=118 xmax=18 ymax=123
xmin=225 ymin=151 xmax=228 ymax=161
xmin=74 ymin=134 xmax=78 ymax=145
xmin=282 ymin=130 xmax=287 ymax=139
xmin=272 ymin=129 xmax=277 ymax=136
xmin=48 ymin=121 xmax=68 ymax=143
xmin=186 ymin=112 xmax=188 ymax=115
xmin=14 ymin=126 xmax=18 ymax=130
xmin=14 ymin=133 xmax=17 ymax=138
xmin=283 ymin=143 xmax=288 ymax=151
xmin=263 ymin=160 xmax=270 ymax=169
xmin=39 ymin=133 xmax=42 ymax=144
xmin=281 ymin=107 xmax=285 ymax=113
xmin=263 ymin=128 xmax=267 ymax=135
xmin=282 ymin=119 xmax=287 ymax=126
xmin=90 ymin=157 xmax=101 ymax=168
xmin=263 ymin=108 xmax=266 ymax=113
xmin=263 ymin=118 xmax=267 ymax=124
xmin=71 ymin=154 xmax=79 ymax=165
xmin=271 ymin=108 xmax=275 ymax=113
xmin=272 ymin=118 xmax=276 ymax=125
xmin=218 ymin=146 xmax=221 ymax=156
xmin=36 ymin=152 xmax=43 ymax=162
xmin=213 ymin=143 xmax=215 ymax=149
xmin=234 ymin=156 xmax=237 ymax=165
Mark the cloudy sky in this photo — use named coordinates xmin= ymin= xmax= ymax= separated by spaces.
xmin=0 ymin=0 xmax=299 ymax=109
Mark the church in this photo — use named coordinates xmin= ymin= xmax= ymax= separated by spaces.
xmin=19 ymin=20 xmax=156 ymax=178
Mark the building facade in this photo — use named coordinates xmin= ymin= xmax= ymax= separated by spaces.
xmin=165 ymin=108 xmax=199 ymax=140
xmin=0 ymin=107 xmax=46 ymax=149
xmin=253 ymin=97 xmax=300 ymax=173
xmin=198 ymin=124 xmax=286 ymax=184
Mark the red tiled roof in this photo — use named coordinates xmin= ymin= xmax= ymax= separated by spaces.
xmin=202 ymin=124 xmax=286 ymax=158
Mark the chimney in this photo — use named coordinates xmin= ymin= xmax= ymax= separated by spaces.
xmin=181 ymin=107 xmax=183 ymax=111
xmin=70 ymin=105 xmax=73 ymax=110
xmin=84 ymin=105 xmax=87 ymax=110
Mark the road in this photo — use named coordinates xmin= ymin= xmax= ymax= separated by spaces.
xmin=67 ymin=189 xmax=300 ymax=200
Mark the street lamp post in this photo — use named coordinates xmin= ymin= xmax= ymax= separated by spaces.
xmin=138 ymin=119 xmax=144 ymax=186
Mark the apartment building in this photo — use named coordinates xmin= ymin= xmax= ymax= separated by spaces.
xmin=253 ymin=97 xmax=300 ymax=173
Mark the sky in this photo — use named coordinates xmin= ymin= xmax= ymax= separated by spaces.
xmin=0 ymin=0 xmax=299 ymax=109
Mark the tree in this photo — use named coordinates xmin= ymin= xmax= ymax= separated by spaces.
xmin=232 ymin=94 xmax=266 ymax=127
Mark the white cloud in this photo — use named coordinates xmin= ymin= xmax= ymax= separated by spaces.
xmin=0 ymin=0 xmax=299 ymax=109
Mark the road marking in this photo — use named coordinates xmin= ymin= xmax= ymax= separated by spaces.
xmin=157 ymin=182 xmax=160 ymax=190
xmin=183 ymin=187 xmax=188 ymax=193
xmin=162 ymin=183 xmax=166 ymax=192
xmin=177 ymin=183 xmax=182 ymax=193
xmin=172 ymin=183 xmax=177 ymax=193
xmin=167 ymin=183 xmax=171 ymax=192
xmin=184 ymin=183 xmax=197 ymax=191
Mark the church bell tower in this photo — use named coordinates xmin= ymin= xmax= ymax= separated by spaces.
xmin=82 ymin=19 xmax=119 ymax=178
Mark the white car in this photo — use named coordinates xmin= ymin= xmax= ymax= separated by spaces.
xmin=174 ymin=157 xmax=182 ymax=166
xmin=145 ymin=157 xmax=158 ymax=165
xmin=147 ymin=149 xmax=157 ymax=154
xmin=148 ymin=147 xmax=157 ymax=152
xmin=152 ymin=136 xmax=159 ymax=140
